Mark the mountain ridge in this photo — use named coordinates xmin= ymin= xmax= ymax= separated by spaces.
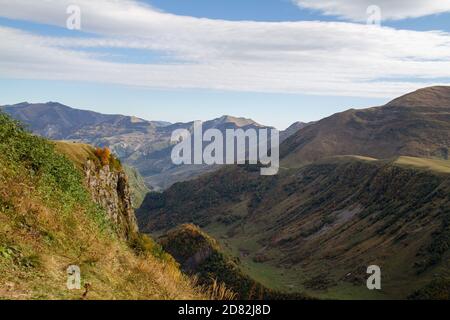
xmin=281 ymin=86 xmax=450 ymax=167
xmin=1 ymin=102 xmax=171 ymax=140
xmin=385 ymin=86 xmax=450 ymax=108
xmin=1 ymin=102 xmax=277 ymax=190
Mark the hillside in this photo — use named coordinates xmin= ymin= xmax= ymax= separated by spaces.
xmin=139 ymin=156 xmax=450 ymax=299
xmin=123 ymin=165 xmax=152 ymax=208
xmin=281 ymin=86 xmax=450 ymax=167
xmin=159 ymin=224 xmax=310 ymax=300
xmin=0 ymin=112 xmax=203 ymax=299
xmin=386 ymin=86 xmax=450 ymax=108
xmin=1 ymin=103 xmax=273 ymax=190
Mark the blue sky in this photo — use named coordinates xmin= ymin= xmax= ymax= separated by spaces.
xmin=0 ymin=0 xmax=450 ymax=129
xmin=149 ymin=0 xmax=450 ymax=31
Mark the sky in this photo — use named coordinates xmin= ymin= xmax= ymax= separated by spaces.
xmin=0 ymin=0 xmax=450 ymax=129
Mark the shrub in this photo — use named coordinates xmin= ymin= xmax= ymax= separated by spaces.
xmin=93 ymin=146 xmax=122 ymax=171
xmin=94 ymin=147 xmax=112 ymax=166
xmin=129 ymin=233 xmax=177 ymax=265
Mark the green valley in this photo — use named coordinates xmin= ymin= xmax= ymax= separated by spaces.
xmin=140 ymin=156 xmax=450 ymax=299
xmin=138 ymin=87 xmax=450 ymax=300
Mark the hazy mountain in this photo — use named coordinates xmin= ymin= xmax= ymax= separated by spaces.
xmin=1 ymin=102 xmax=275 ymax=190
xmin=134 ymin=115 xmax=275 ymax=189
xmin=1 ymin=102 xmax=170 ymax=140
xmin=281 ymin=86 xmax=450 ymax=167
xmin=204 ymin=115 xmax=264 ymax=129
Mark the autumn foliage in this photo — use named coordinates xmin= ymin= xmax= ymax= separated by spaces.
xmin=94 ymin=147 xmax=112 ymax=166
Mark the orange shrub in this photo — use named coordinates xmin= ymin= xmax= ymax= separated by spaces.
xmin=94 ymin=147 xmax=111 ymax=166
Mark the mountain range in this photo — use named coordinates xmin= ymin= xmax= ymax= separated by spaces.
xmin=1 ymin=103 xmax=285 ymax=190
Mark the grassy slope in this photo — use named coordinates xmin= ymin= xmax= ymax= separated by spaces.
xmin=395 ymin=156 xmax=450 ymax=174
xmin=140 ymin=156 xmax=450 ymax=299
xmin=53 ymin=141 xmax=98 ymax=169
xmin=0 ymin=113 xmax=203 ymax=300
xmin=159 ymin=224 xmax=310 ymax=300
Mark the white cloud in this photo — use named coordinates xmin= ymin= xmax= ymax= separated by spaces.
xmin=0 ymin=0 xmax=449 ymax=98
xmin=294 ymin=0 xmax=450 ymax=22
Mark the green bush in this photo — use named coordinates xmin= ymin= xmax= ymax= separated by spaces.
xmin=0 ymin=112 xmax=112 ymax=233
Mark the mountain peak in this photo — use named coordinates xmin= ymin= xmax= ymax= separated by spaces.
xmin=385 ymin=86 xmax=450 ymax=108
xmin=280 ymin=121 xmax=311 ymax=142
xmin=5 ymin=101 xmax=73 ymax=111
xmin=11 ymin=101 xmax=30 ymax=107
xmin=215 ymin=115 xmax=261 ymax=127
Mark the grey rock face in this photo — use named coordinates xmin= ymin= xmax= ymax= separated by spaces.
xmin=83 ymin=159 xmax=138 ymax=238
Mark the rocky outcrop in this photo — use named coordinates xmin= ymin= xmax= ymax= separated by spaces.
xmin=84 ymin=159 xmax=138 ymax=238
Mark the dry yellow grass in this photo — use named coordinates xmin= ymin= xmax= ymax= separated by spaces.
xmin=203 ymin=278 xmax=237 ymax=301
xmin=0 ymin=159 xmax=205 ymax=300
xmin=53 ymin=141 xmax=97 ymax=169
xmin=394 ymin=156 xmax=450 ymax=174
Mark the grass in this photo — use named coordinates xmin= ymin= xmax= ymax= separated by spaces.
xmin=319 ymin=155 xmax=378 ymax=163
xmin=209 ymin=225 xmax=389 ymax=299
xmin=394 ymin=156 xmax=450 ymax=174
xmin=0 ymin=113 xmax=205 ymax=300
xmin=53 ymin=141 xmax=98 ymax=170
xmin=201 ymin=184 xmax=448 ymax=300
xmin=205 ymin=224 xmax=393 ymax=300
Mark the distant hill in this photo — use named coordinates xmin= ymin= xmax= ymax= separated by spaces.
xmin=134 ymin=115 xmax=273 ymax=190
xmin=1 ymin=102 xmax=276 ymax=190
xmin=1 ymin=102 xmax=169 ymax=140
xmin=281 ymin=86 xmax=450 ymax=167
